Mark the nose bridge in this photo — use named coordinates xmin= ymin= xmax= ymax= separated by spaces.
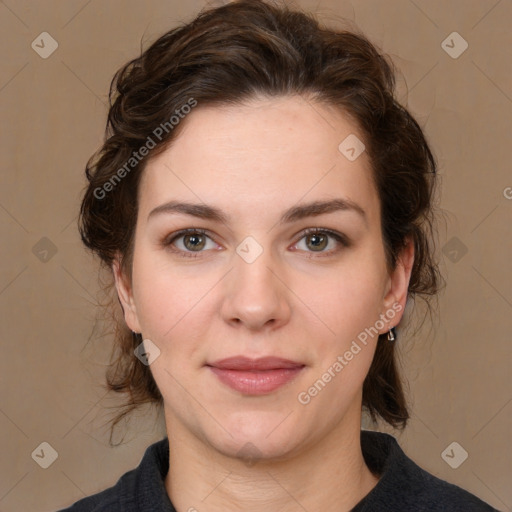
xmin=221 ymin=235 xmax=290 ymax=329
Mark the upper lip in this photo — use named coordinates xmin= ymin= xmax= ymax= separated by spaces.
xmin=207 ymin=356 xmax=305 ymax=371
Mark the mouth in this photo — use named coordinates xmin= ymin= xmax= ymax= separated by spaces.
xmin=206 ymin=356 xmax=305 ymax=395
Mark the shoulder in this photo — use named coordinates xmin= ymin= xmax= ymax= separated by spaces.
xmin=57 ymin=438 xmax=173 ymax=512
xmin=359 ymin=430 xmax=499 ymax=511
xmin=56 ymin=466 xmax=138 ymax=511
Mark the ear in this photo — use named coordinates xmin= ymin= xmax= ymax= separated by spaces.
xmin=112 ymin=253 xmax=142 ymax=334
xmin=380 ymin=236 xmax=415 ymax=332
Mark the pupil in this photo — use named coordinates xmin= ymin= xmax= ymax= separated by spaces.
xmin=185 ymin=234 xmax=204 ymax=251
xmin=308 ymin=234 xmax=326 ymax=251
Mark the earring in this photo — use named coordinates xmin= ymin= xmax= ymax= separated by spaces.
xmin=387 ymin=327 xmax=396 ymax=341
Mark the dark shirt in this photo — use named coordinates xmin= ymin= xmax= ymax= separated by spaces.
xmin=58 ymin=430 xmax=499 ymax=511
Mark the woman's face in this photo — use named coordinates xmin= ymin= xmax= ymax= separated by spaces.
xmin=114 ymin=95 xmax=412 ymax=460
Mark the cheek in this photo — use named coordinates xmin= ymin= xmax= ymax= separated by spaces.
xmin=130 ymin=251 xmax=220 ymax=354
xmin=334 ymin=280 xmax=383 ymax=339
xmin=131 ymin=252 xmax=184 ymax=334
xmin=309 ymin=256 xmax=386 ymax=342
xmin=300 ymin=270 xmax=383 ymax=407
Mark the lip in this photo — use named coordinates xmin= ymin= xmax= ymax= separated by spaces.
xmin=208 ymin=356 xmax=304 ymax=371
xmin=207 ymin=356 xmax=305 ymax=395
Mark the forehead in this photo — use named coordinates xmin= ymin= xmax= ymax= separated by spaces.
xmin=138 ymin=95 xmax=379 ymax=227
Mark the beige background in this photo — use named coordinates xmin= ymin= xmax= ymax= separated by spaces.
xmin=0 ymin=0 xmax=510 ymax=511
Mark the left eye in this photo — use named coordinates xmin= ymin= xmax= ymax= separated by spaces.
xmin=293 ymin=229 xmax=347 ymax=254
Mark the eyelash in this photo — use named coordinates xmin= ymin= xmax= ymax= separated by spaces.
xmin=162 ymin=227 xmax=350 ymax=259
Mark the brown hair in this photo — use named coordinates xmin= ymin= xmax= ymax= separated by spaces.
xmin=79 ymin=0 xmax=442 ymax=442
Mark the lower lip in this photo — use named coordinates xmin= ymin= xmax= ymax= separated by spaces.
xmin=208 ymin=366 xmax=304 ymax=395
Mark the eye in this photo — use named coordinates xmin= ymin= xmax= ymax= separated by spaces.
xmin=292 ymin=228 xmax=350 ymax=257
xmin=163 ymin=228 xmax=219 ymax=258
xmin=162 ymin=227 xmax=350 ymax=259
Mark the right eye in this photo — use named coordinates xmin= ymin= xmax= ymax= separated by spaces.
xmin=163 ymin=228 xmax=220 ymax=258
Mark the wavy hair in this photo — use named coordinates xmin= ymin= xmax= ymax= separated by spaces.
xmin=78 ymin=0 xmax=442 ymax=443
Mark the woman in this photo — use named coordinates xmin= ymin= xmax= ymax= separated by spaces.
xmin=60 ymin=1 xmax=497 ymax=510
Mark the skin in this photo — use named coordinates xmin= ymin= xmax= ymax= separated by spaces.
xmin=113 ymin=95 xmax=414 ymax=512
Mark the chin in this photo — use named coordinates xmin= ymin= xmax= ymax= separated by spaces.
xmin=203 ymin=409 xmax=311 ymax=463
xmin=213 ymin=434 xmax=297 ymax=464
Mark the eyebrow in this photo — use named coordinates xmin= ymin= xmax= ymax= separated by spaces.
xmin=147 ymin=198 xmax=367 ymax=226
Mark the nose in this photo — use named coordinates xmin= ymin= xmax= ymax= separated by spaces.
xmin=220 ymin=243 xmax=292 ymax=331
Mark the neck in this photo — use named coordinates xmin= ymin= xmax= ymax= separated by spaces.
xmin=164 ymin=406 xmax=379 ymax=512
